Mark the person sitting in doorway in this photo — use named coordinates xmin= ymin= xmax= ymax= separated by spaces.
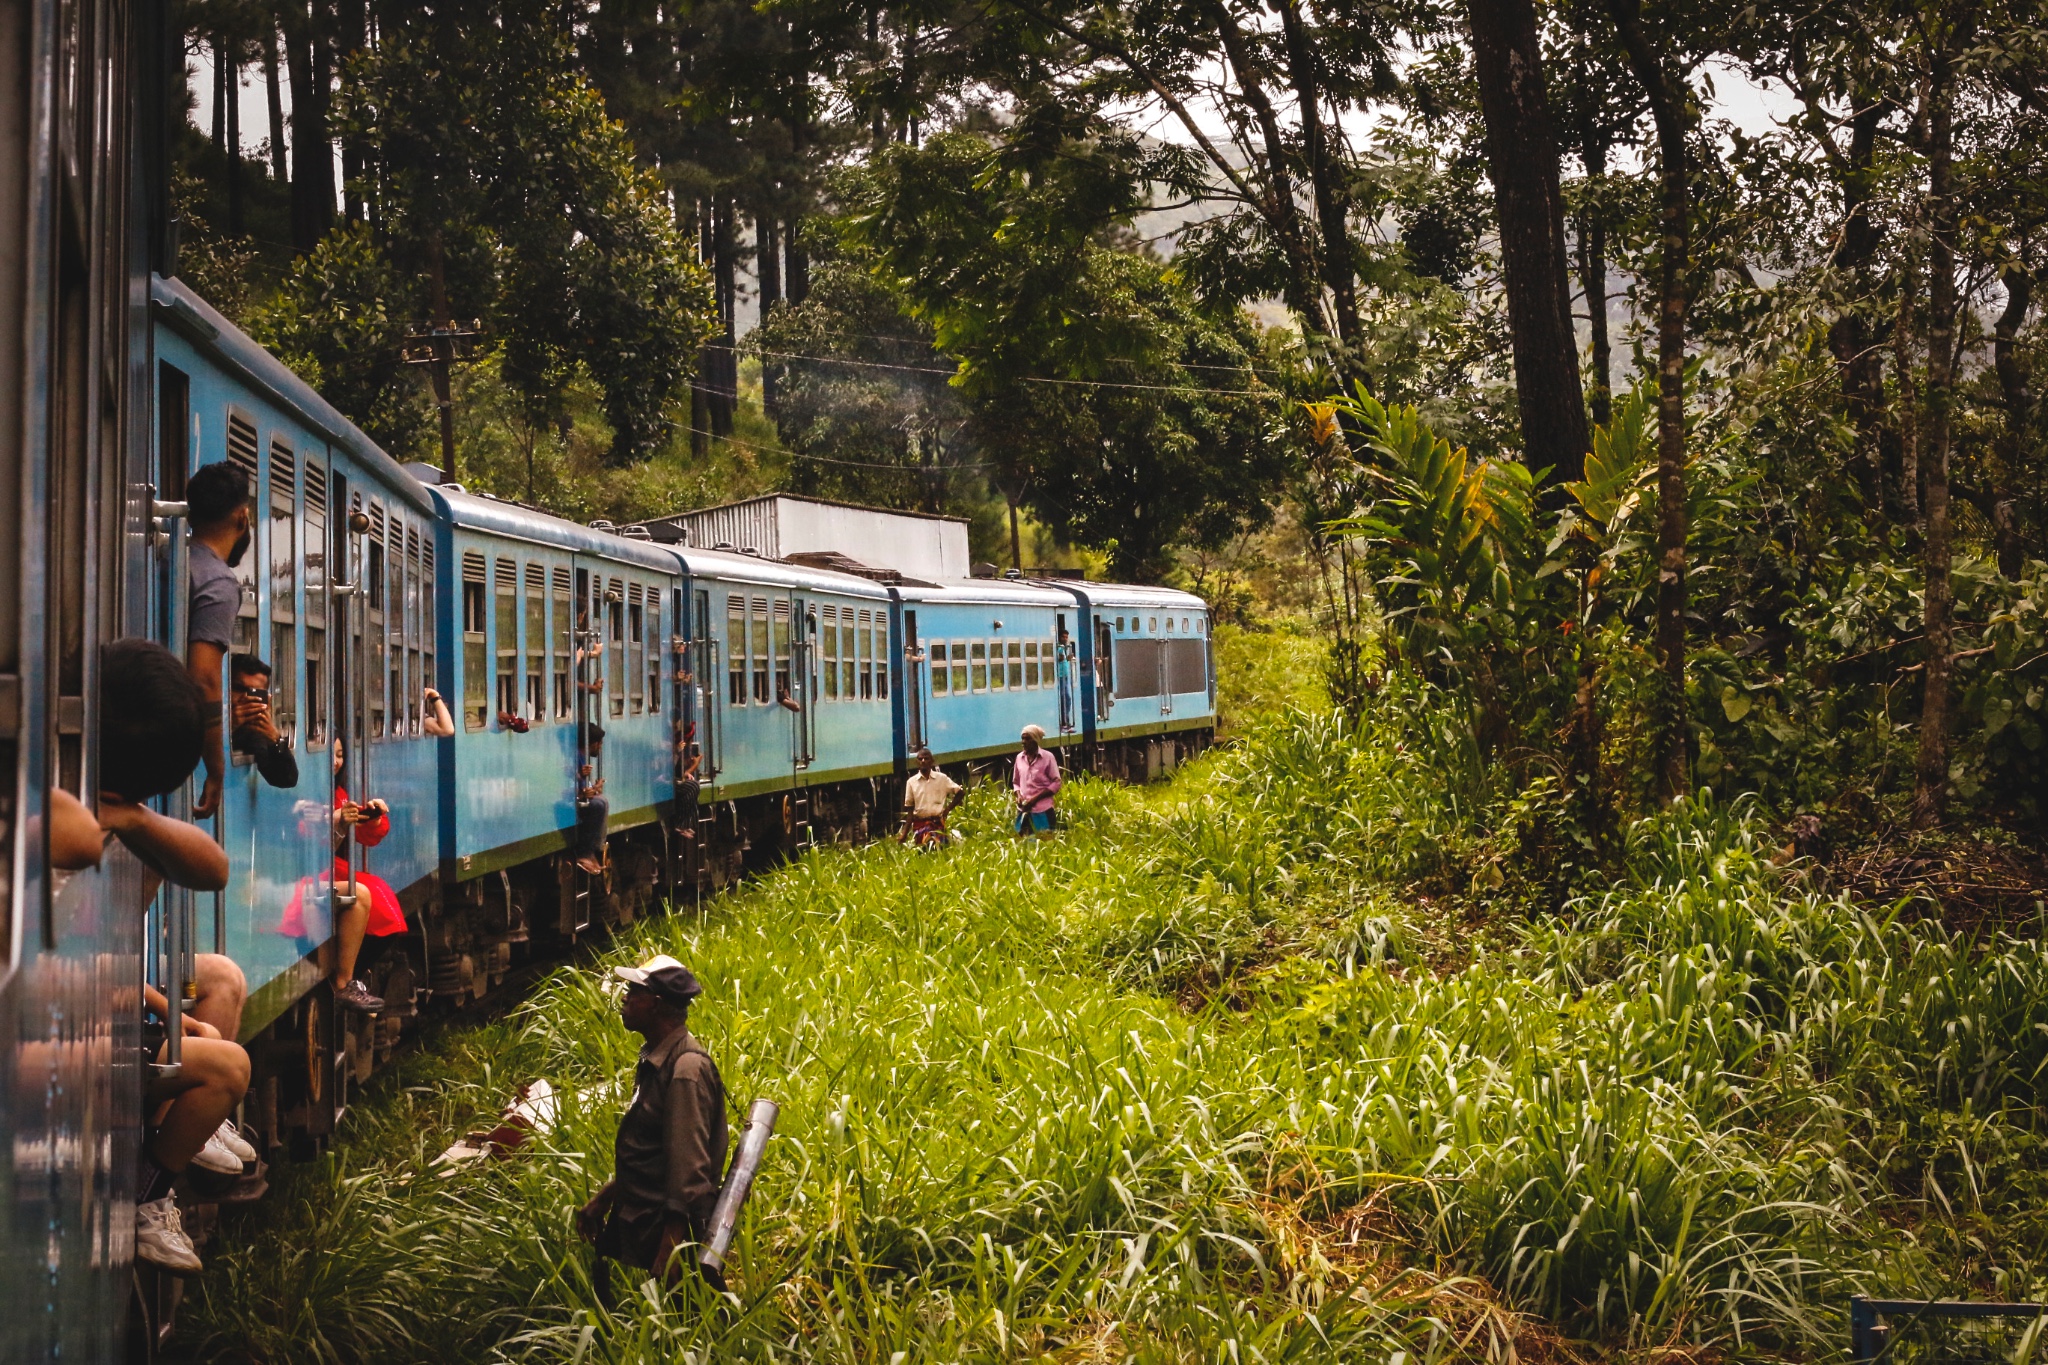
xmin=571 ymin=724 xmax=609 ymax=877
xmin=230 ymin=654 xmax=298 ymax=788
xmin=898 ymin=747 xmax=963 ymax=850
xmin=675 ymin=722 xmax=701 ymax=843
xmin=282 ymin=740 xmax=404 ymax=1013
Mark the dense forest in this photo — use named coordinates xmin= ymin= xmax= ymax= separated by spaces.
xmin=174 ymin=0 xmax=2048 ymax=908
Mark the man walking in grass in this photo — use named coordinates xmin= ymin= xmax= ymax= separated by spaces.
xmin=577 ymin=955 xmax=728 ymax=1295
xmin=899 ymin=745 xmax=963 ymax=849
xmin=1011 ymin=725 xmax=1061 ymax=838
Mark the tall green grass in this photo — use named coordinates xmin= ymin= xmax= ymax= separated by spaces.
xmin=177 ymin=708 xmax=2048 ymax=1363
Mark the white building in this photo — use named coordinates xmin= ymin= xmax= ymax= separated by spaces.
xmin=630 ymin=495 xmax=972 ymax=583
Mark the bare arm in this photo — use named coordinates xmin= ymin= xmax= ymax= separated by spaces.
xmin=97 ymin=795 xmax=229 ymax=891
xmin=189 ymin=641 xmax=226 ymax=817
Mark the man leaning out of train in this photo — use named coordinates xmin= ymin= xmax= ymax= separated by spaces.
xmin=184 ymin=461 xmax=254 ymax=820
xmin=50 ymin=639 xmax=256 ymax=1274
xmin=231 ymin=653 xmax=299 ymax=788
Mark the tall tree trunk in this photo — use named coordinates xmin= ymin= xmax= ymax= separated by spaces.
xmin=1275 ymin=0 xmax=1361 ymax=352
xmin=1209 ymin=8 xmax=1335 ymax=348
xmin=226 ymin=45 xmax=243 ymax=236
xmin=1892 ymin=254 xmax=1923 ymax=527
xmin=337 ymin=0 xmax=366 ymax=223
xmin=1992 ymin=266 xmax=2034 ymax=579
xmin=1470 ymin=0 xmax=1590 ymax=486
xmin=758 ymin=215 xmax=782 ymax=417
xmin=785 ymin=216 xmax=809 ymax=304
xmin=263 ymin=27 xmax=288 ymax=182
xmin=212 ymin=35 xmax=228 ymax=160
xmin=1914 ymin=36 xmax=1966 ymax=829
xmin=1827 ymin=96 xmax=1886 ymax=517
xmin=1606 ymin=0 xmax=1691 ymax=802
xmin=1576 ymin=126 xmax=1612 ymax=429
xmin=712 ymin=196 xmax=737 ymax=437
xmin=286 ymin=0 xmax=336 ymax=253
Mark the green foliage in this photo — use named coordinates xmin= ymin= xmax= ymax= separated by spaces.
xmin=176 ymin=692 xmax=2048 ymax=1362
xmin=843 ymin=129 xmax=1295 ymax=579
xmin=248 ymin=225 xmax=428 ymax=458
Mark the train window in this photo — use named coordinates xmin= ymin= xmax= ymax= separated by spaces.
xmin=971 ymin=640 xmax=988 ymax=692
xmin=727 ymin=596 xmax=747 ymax=705
xmin=628 ymin=586 xmax=645 ymax=715
xmin=408 ymin=528 xmax=424 ymax=735
xmin=1198 ymin=618 xmax=1206 ymax=635
xmin=368 ymin=506 xmax=387 ymax=739
xmin=1007 ymin=640 xmax=1024 ymax=690
xmin=1025 ymin=642 xmax=1040 ymax=689
xmin=822 ymin=607 xmax=839 ymax=700
xmin=646 ymin=592 xmax=661 ymax=714
xmin=1165 ymin=616 xmax=1173 ymax=633
xmin=928 ymin=637 xmax=947 ymax=696
xmin=495 ymin=559 xmax=518 ymax=722
xmin=773 ymin=600 xmax=792 ymax=704
xmin=386 ymin=514 xmax=403 ymax=738
xmin=608 ymin=580 xmax=626 ymax=718
xmin=553 ymin=568 xmax=573 ymax=718
xmin=876 ymin=617 xmax=888 ymax=701
xmin=462 ymin=551 xmax=487 ymax=730
xmin=845 ymin=610 xmax=862 ymax=700
xmin=226 ymin=411 xmax=261 ymax=654
xmin=268 ymin=440 xmax=299 ymax=739
xmin=987 ymin=631 xmax=1004 ymax=693
xmin=422 ymin=538 xmax=436 ymax=722
xmin=1114 ymin=617 xmax=1124 ymax=632
xmin=949 ymin=641 xmax=968 ymax=694
xmin=749 ymin=598 xmax=769 ymax=704
xmin=1182 ymin=617 xmax=1190 ymax=633
xmin=305 ymin=460 xmax=328 ymax=747
xmin=525 ymin=564 xmax=546 ymax=721
xmin=837 ymin=611 xmax=854 ymax=700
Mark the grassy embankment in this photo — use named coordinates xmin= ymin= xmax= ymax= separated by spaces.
xmin=179 ymin=623 xmax=2048 ymax=1363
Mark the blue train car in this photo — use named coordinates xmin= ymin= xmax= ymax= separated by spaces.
xmin=1056 ymin=581 xmax=1216 ymax=780
xmin=898 ymin=579 xmax=1082 ymax=763
xmin=153 ymin=276 xmax=445 ymax=1037
xmin=429 ymin=487 xmax=682 ymax=884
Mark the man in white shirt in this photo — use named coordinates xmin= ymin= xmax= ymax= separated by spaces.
xmin=898 ymin=747 xmax=963 ymax=849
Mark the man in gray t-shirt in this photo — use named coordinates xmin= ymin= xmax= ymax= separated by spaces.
xmin=184 ymin=463 xmax=254 ymax=818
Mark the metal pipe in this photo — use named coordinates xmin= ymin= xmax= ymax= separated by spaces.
xmin=699 ymin=1097 xmax=778 ymax=1273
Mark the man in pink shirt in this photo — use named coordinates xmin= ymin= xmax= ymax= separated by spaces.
xmin=1012 ymin=724 xmax=1062 ymax=838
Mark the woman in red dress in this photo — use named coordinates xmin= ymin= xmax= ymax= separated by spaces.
xmin=282 ymin=740 xmax=407 ymax=1012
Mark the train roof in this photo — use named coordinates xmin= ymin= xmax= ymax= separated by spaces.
xmin=1036 ymin=579 xmax=1208 ymax=612
xmin=894 ymin=577 xmax=1074 ymax=608
xmin=430 ymin=484 xmax=682 ymax=572
xmin=671 ymin=545 xmax=894 ymax=598
xmin=150 ymin=274 xmax=438 ymax=518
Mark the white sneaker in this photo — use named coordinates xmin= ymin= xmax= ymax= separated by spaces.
xmin=192 ymin=1129 xmax=244 ymax=1175
xmin=135 ymin=1196 xmax=202 ymax=1274
xmin=214 ymin=1122 xmax=257 ymax=1165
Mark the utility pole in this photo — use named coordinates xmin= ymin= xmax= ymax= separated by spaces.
xmin=401 ymin=320 xmax=480 ymax=480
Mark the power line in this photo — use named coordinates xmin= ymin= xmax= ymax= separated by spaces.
xmin=717 ymin=343 xmax=1277 ymax=399
xmin=736 ymin=327 xmax=1290 ymax=378
xmin=684 ymin=424 xmax=989 ymax=472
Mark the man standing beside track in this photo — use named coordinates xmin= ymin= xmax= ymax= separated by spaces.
xmin=578 ymin=955 xmax=728 ymax=1296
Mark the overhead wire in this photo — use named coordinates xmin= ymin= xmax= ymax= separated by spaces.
xmin=680 ymin=424 xmax=990 ymax=471
xmin=712 ymin=343 xmax=1279 ymax=398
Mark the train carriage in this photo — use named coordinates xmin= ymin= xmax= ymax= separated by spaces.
xmin=427 ymin=486 xmax=681 ymax=887
xmin=151 ymin=276 xmax=447 ymax=1039
xmin=1052 ymin=581 xmax=1216 ymax=780
xmin=897 ymin=578 xmax=1083 ymax=764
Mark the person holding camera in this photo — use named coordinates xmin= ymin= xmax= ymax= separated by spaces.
xmin=230 ymin=654 xmax=299 ymax=788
